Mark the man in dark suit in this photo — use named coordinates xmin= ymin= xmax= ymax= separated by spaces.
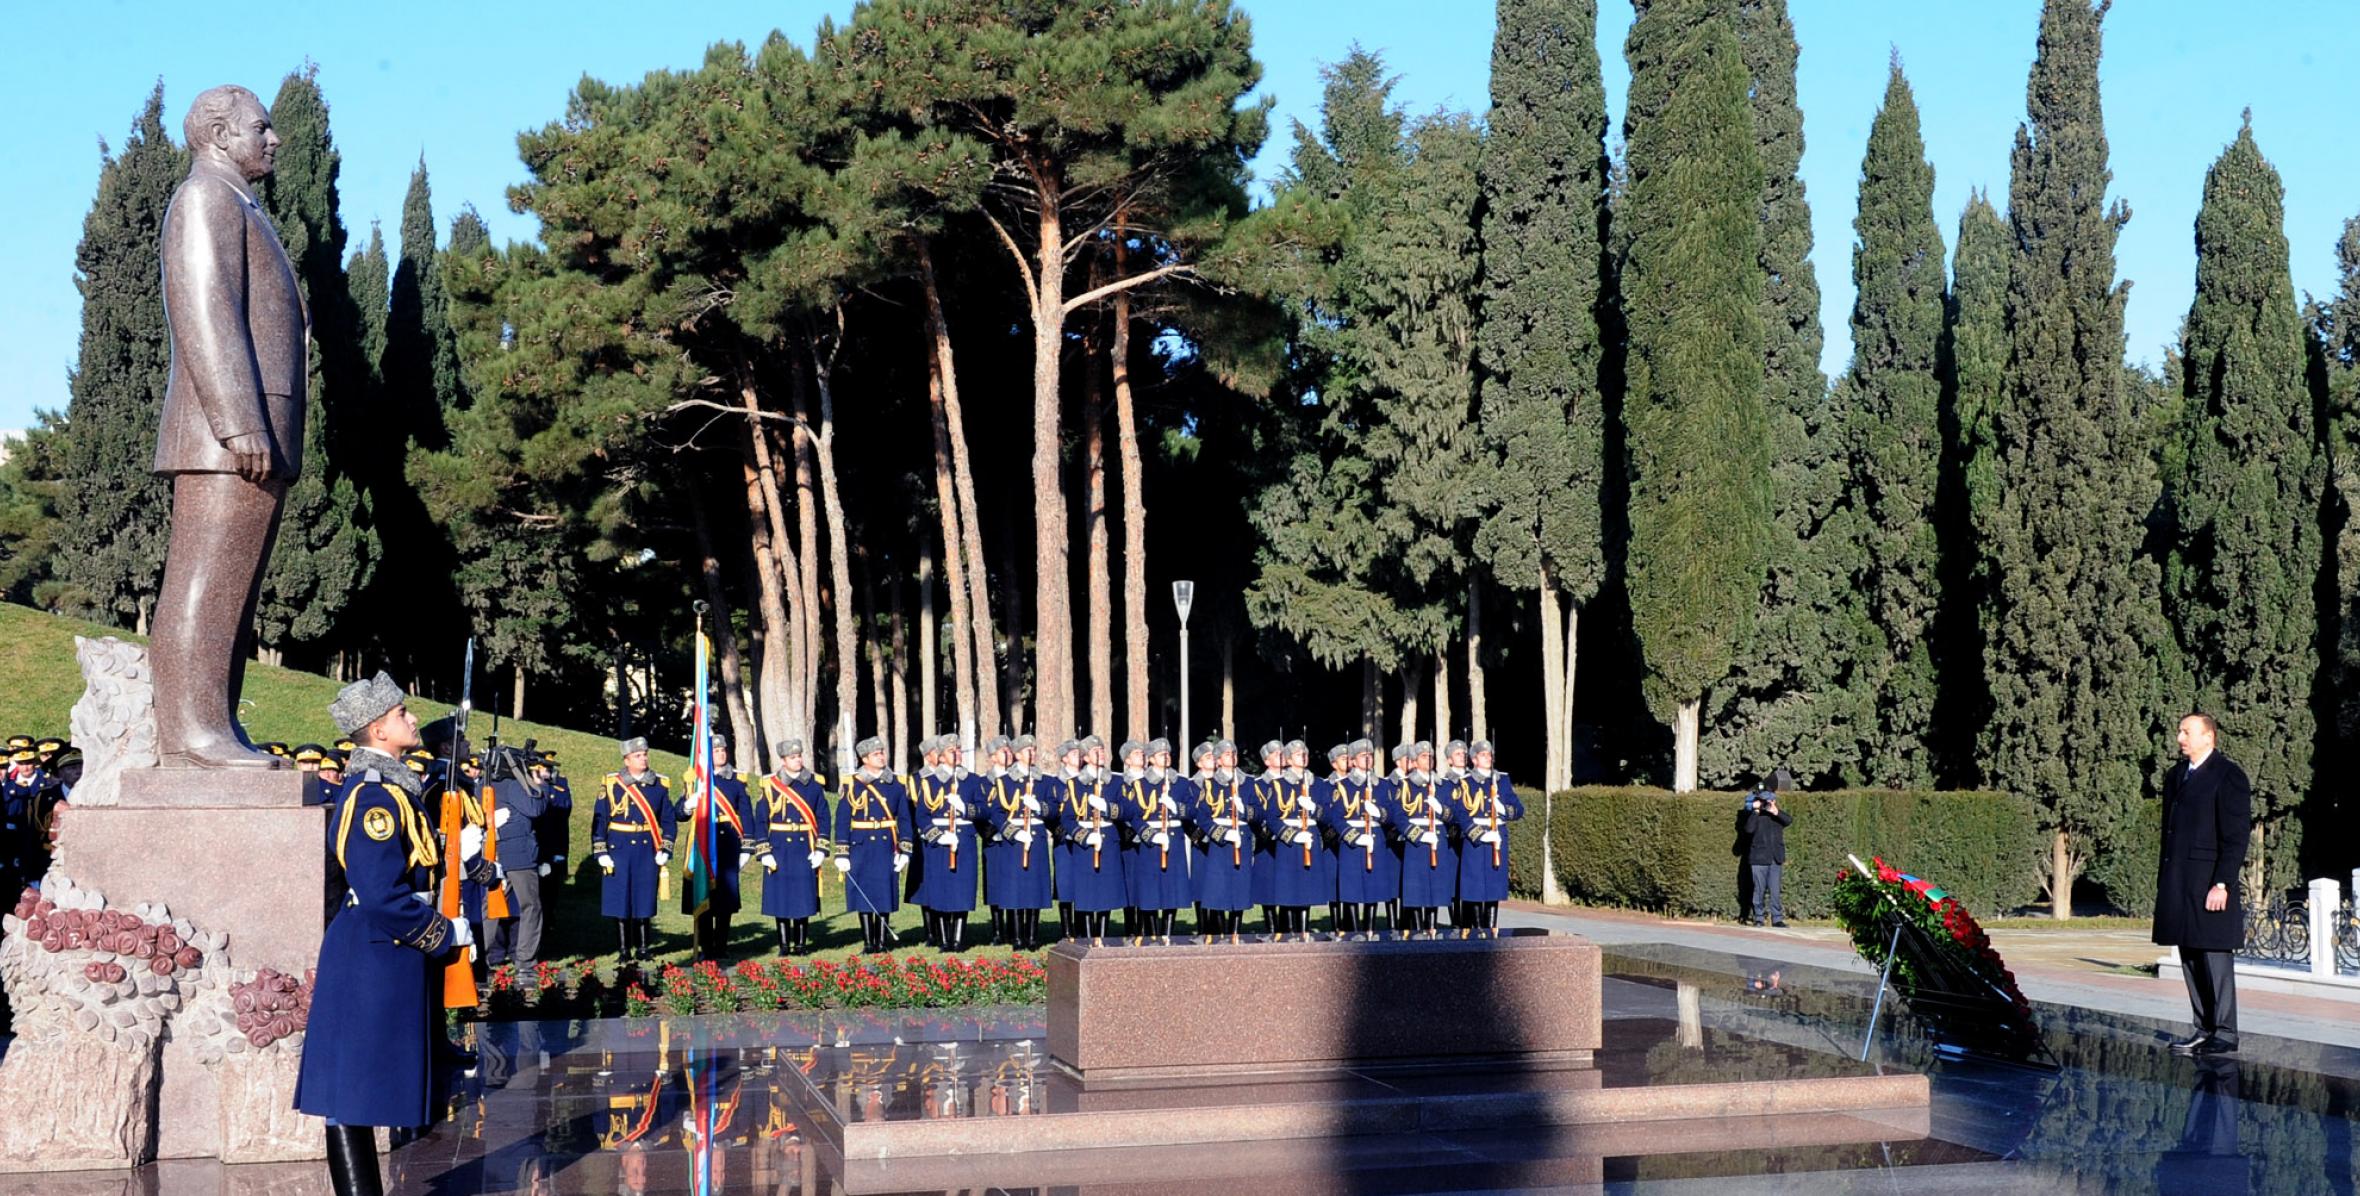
xmin=2154 ymin=712 xmax=2251 ymax=1055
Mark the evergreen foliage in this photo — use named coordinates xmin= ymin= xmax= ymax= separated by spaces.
xmin=1473 ymin=0 xmax=1610 ymax=648
xmin=52 ymin=84 xmax=184 ymax=627
xmin=348 ymin=225 xmax=389 ymax=387
xmin=1981 ymin=0 xmax=2169 ymax=904
xmin=1932 ymin=192 xmax=2010 ymax=780
xmin=1619 ymin=8 xmax=1770 ymax=733
xmin=1847 ymin=62 xmax=1946 ymax=786
xmin=2165 ymin=120 xmax=2319 ymax=889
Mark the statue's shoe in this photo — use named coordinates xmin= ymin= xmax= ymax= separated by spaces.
xmin=161 ymin=738 xmax=288 ymax=769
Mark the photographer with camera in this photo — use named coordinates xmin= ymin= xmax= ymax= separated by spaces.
xmin=1742 ymin=774 xmax=1793 ymax=927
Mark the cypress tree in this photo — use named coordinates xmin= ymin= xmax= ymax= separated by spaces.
xmin=384 ymin=160 xmax=460 ymax=449
xmin=348 ymin=225 xmax=389 ymax=379
xmin=2164 ymin=119 xmax=2318 ymax=892
xmin=54 ymin=83 xmax=184 ymax=630
xmin=1846 ymin=61 xmax=1946 ymax=786
xmin=1620 ymin=6 xmax=1770 ymax=791
xmin=1473 ymin=0 xmax=1611 ymax=794
xmin=2317 ymin=215 xmax=2360 ymax=869
xmin=1931 ymin=191 xmax=2009 ymax=779
xmin=1982 ymin=0 xmax=2167 ymax=918
xmin=257 ymin=67 xmax=375 ymax=663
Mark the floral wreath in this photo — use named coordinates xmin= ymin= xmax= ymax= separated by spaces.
xmin=1831 ymin=855 xmax=2039 ymax=1053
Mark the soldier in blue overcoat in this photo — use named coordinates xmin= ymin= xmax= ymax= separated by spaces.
xmin=1449 ymin=740 xmax=1525 ymax=934
xmin=296 ymin=672 xmax=471 ymax=1196
xmin=680 ymin=736 xmax=753 ymax=961
xmin=911 ymin=735 xmax=984 ymax=951
xmin=1047 ymin=739 xmax=1082 ymax=930
xmin=754 ymin=738 xmax=831 ymax=955
xmin=1389 ymin=742 xmax=1456 ymax=935
xmin=1297 ymin=740 xmax=1340 ymax=929
xmin=980 ymin=736 xmax=1053 ymax=949
xmin=833 ymin=737 xmax=912 ymax=953
xmin=1056 ymin=740 xmax=1126 ymax=939
xmin=533 ymin=749 xmax=574 ymax=883
xmin=591 ymin=738 xmax=675 ymax=962
xmin=1186 ymin=743 xmax=1253 ymax=935
xmin=1116 ymin=740 xmax=1190 ymax=937
xmin=1325 ymin=741 xmax=1396 ymax=936
xmin=1254 ymin=741 xmax=1325 ymax=937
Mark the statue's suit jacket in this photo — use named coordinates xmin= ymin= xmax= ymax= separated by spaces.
xmin=155 ymin=162 xmax=307 ymax=479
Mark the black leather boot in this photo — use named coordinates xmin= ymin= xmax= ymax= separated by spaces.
xmin=326 ymin=1124 xmax=383 ymax=1196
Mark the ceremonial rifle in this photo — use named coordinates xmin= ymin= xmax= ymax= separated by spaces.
xmin=438 ymin=638 xmax=478 ymax=1009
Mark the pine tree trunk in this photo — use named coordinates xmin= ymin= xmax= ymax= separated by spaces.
xmin=1029 ymin=177 xmax=1075 ymax=746
xmin=788 ymin=415 xmax=823 ymax=747
xmin=1673 ymin=698 xmax=1701 ymax=793
xmin=1083 ymin=344 xmax=1114 ymax=740
xmin=999 ymin=528 xmax=1026 ymax=732
xmin=918 ymin=540 xmax=939 ymax=747
xmin=1398 ymin=662 xmax=1424 ymax=751
xmin=800 ymin=337 xmax=860 ymax=775
xmin=916 ymin=241 xmax=1001 ymax=740
xmin=1362 ymin=656 xmax=1381 ymax=767
xmin=860 ymin=548 xmax=890 ymax=770
xmin=1467 ymin=576 xmax=1488 ymax=744
xmin=1432 ymin=648 xmax=1451 ymax=749
xmin=1112 ymin=234 xmax=1153 ymax=742
xmin=1220 ymin=633 xmax=1236 ymax=743
xmin=2050 ymin=829 xmax=2073 ymax=921
xmin=888 ymin=567 xmax=911 ymax=776
xmin=1539 ymin=571 xmax=1567 ymax=792
xmin=1564 ymin=602 xmax=1581 ymax=790
xmin=688 ymin=484 xmax=761 ymax=768
xmin=741 ymin=424 xmax=801 ymax=751
xmin=924 ymin=359 xmax=979 ymax=750
xmin=511 ymin=663 xmax=525 ymax=723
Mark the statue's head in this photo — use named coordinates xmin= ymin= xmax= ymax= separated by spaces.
xmin=184 ymin=86 xmax=276 ymax=181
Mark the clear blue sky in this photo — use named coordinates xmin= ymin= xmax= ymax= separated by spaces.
xmin=5 ymin=1 xmax=2354 ymax=433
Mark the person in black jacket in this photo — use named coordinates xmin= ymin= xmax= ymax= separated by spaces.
xmin=1743 ymin=782 xmax=1793 ymax=927
xmin=2155 ymin=712 xmax=2251 ymax=1055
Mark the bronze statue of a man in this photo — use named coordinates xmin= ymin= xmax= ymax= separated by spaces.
xmin=152 ymin=85 xmax=306 ymax=770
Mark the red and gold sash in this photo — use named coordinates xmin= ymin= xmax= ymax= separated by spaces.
xmin=616 ymin=779 xmax=669 ymax=852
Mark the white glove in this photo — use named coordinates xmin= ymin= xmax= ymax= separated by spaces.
xmin=1085 ymin=831 xmax=1103 ymax=849
xmin=1479 ymin=830 xmax=1502 ymax=845
xmin=461 ymin=824 xmax=484 ymax=861
xmin=947 ymin=796 xmax=966 ymax=816
xmin=1087 ymin=795 xmax=1108 ymax=814
xmin=739 ymin=851 xmax=754 ymax=870
xmin=654 ymin=850 xmax=671 ymax=867
xmin=806 ymin=850 xmax=826 ymax=870
xmin=892 ymin=853 xmax=909 ymax=874
xmin=448 ymin=917 xmax=474 ymax=950
xmin=492 ymin=862 xmax=506 ymax=882
xmin=1301 ymin=796 xmax=1318 ymax=815
xmin=537 ymin=862 xmax=552 ymax=877
xmin=410 ymin=891 xmax=432 ymax=905
xmin=833 ymin=855 xmax=851 ymax=874
xmin=494 ymin=807 xmax=512 ymax=829
xmin=597 ymin=853 xmax=615 ymax=872
xmin=1352 ymin=833 xmax=1374 ymax=849
xmin=1159 ymin=795 xmax=1178 ymax=814
xmin=762 ymin=854 xmax=780 ymax=872
xmin=1151 ymin=832 xmax=1169 ymax=849
xmin=1418 ymin=830 xmax=1440 ymax=847
xmin=1221 ymin=828 xmax=1242 ymax=845
xmin=1022 ymin=795 xmax=1042 ymax=813
xmin=1015 ymin=830 xmax=1034 ymax=846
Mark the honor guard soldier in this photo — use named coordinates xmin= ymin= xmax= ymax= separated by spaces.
xmin=1326 ymin=742 xmax=1394 ymax=936
xmin=593 ymin=738 xmax=675 ymax=963
xmin=982 ymin=736 xmax=1052 ymax=949
xmin=1047 ymin=739 xmax=1084 ymax=931
xmin=1390 ymin=742 xmax=1455 ymax=934
xmin=834 ymin=736 xmax=913 ymax=953
xmin=1118 ymin=740 xmax=1189 ymax=938
xmin=294 ymin=744 xmax=329 ymax=805
xmin=911 ymin=735 xmax=983 ymax=951
xmin=1255 ymin=740 xmax=1323 ymax=937
xmin=1294 ymin=739 xmax=1339 ymax=928
xmin=297 ymin=672 xmax=473 ymax=1196
xmin=1056 ymin=738 xmax=1125 ymax=939
xmin=1 ymin=744 xmax=44 ymax=893
xmin=681 ymin=736 xmax=752 ymax=962
xmin=318 ymin=749 xmax=345 ymax=789
xmin=1450 ymin=740 xmax=1523 ymax=934
xmin=1187 ymin=742 xmax=1253 ymax=936
xmin=1151 ymin=739 xmax=1195 ymax=920
xmin=754 ymin=739 xmax=831 ymax=956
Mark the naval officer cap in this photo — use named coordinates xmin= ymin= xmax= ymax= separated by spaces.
xmin=856 ymin=735 xmax=887 ymax=758
xmin=619 ymin=736 xmax=650 ymax=757
xmin=329 ymin=671 xmax=407 ymax=736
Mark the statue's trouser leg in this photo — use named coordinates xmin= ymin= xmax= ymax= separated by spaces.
xmin=152 ymin=472 xmax=287 ymax=765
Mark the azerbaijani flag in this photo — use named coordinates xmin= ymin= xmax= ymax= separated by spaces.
xmin=683 ymin=628 xmax=717 ymax=917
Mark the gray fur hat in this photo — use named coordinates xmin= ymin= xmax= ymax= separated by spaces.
xmin=1471 ymin=738 xmax=1496 ymax=758
xmin=1192 ymin=742 xmax=1217 ymax=764
xmin=1057 ymin=739 xmax=1083 ymax=758
xmin=1284 ymin=738 xmax=1308 ymax=756
xmin=619 ymin=736 xmax=650 ymax=757
xmin=1348 ymin=738 xmax=1374 ymax=756
xmin=983 ymin=734 xmax=1011 ymax=757
xmin=1392 ymin=740 xmax=1418 ymax=761
xmin=1081 ymin=734 xmax=1107 ymax=752
xmin=1118 ymin=739 xmax=1146 ymax=761
xmin=777 ymin=738 xmax=807 ymax=758
xmin=1327 ymin=743 xmax=1350 ymax=763
xmin=1443 ymin=739 xmax=1469 ymax=759
xmin=328 ymin=671 xmax=405 ymax=736
xmin=1148 ymin=737 xmax=1172 ymax=758
xmin=1413 ymin=740 xmax=1434 ymax=759
xmin=1011 ymin=734 xmax=1037 ymax=752
xmin=855 ymin=735 xmax=887 ymax=758
xmin=1214 ymin=738 xmax=1237 ymax=756
xmin=1259 ymin=739 xmax=1284 ymax=760
xmin=709 ymin=734 xmax=729 ymax=753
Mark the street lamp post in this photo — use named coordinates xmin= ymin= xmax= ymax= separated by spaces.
xmin=1173 ymin=580 xmax=1196 ymax=756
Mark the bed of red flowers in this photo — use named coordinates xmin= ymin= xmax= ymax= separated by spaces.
xmin=623 ymin=954 xmax=1049 ymax=1018
xmin=1831 ymin=856 xmax=2038 ymax=1049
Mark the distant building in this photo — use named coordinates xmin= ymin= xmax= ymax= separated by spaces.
xmin=0 ymin=429 xmax=20 ymax=469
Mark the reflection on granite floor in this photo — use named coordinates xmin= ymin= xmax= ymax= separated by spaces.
xmin=350 ymin=942 xmax=2360 ymax=1195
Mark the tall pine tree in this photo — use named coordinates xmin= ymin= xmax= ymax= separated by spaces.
xmin=1474 ymin=0 xmax=1611 ymax=796
xmin=348 ymin=225 xmax=389 ymax=386
xmin=2164 ymin=118 xmax=2318 ymax=894
xmin=1933 ymin=191 xmax=2009 ymax=781
xmin=1846 ymin=61 xmax=1946 ymax=786
xmin=53 ymin=84 xmax=184 ymax=629
xmin=1695 ymin=0 xmax=1859 ymax=788
xmin=256 ymin=67 xmax=376 ymax=665
xmin=1620 ymin=5 xmax=1769 ymax=791
xmin=1982 ymin=0 xmax=2167 ymax=918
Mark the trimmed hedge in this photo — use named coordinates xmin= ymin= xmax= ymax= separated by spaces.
xmin=1508 ymin=787 xmax=2046 ymax=920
